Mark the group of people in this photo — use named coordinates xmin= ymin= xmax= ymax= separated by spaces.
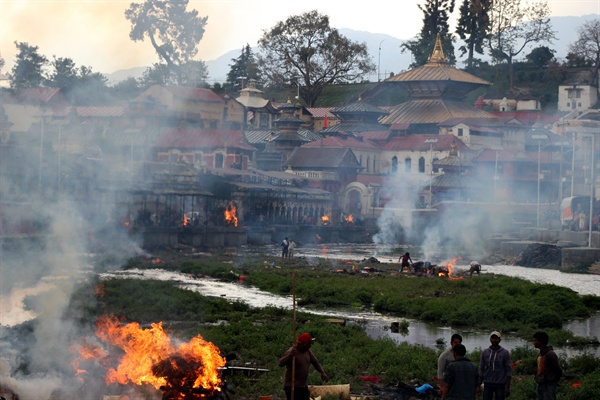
xmin=437 ymin=331 xmax=562 ymax=400
xmin=281 ymin=237 xmax=296 ymax=259
xmin=280 ymin=329 xmax=562 ymax=400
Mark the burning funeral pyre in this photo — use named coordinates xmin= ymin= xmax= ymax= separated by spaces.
xmin=224 ymin=202 xmax=238 ymax=227
xmin=72 ymin=316 xmax=226 ymax=399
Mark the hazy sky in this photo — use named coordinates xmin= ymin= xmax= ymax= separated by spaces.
xmin=1 ymin=0 xmax=599 ymax=75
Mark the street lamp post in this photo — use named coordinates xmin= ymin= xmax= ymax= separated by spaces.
xmin=532 ymin=134 xmax=548 ymax=227
xmin=588 ymin=135 xmax=595 ymax=247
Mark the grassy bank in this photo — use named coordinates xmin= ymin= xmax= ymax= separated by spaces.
xmin=71 ymin=253 xmax=600 ymax=400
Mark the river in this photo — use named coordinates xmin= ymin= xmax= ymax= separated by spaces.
xmin=98 ymin=242 xmax=600 ymax=357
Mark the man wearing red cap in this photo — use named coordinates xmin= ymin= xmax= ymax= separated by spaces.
xmin=279 ymin=332 xmax=329 ymax=400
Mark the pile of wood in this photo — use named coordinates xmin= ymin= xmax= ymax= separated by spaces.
xmin=512 ymin=243 xmax=561 ymax=269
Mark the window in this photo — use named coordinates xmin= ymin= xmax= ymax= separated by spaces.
xmin=433 ymin=158 xmax=439 ymax=173
xmin=457 ymin=128 xmax=463 ymax=137
xmin=215 ymin=153 xmax=224 ymax=168
xmin=391 ymin=156 xmax=398 ymax=173
xmin=366 ymin=156 xmax=370 ymax=173
xmin=418 ymin=157 xmax=425 ymax=173
xmin=404 ymin=157 xmax=411 ymax=173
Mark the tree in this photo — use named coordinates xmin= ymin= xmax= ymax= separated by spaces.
xmin=525 ymin=46 xmax=555 ymax=68
xmin=47 ymin=56 xmax=79 ymax=92
xmin=227 ymin=44 xmax=260 ymax=91
xmin=10 ymin=41 xmax=48 ymax=89
xmin=125 ymin=0 xmax=208 ymax=85
xmin=401 ymin=0 xmax=456 ymax=67
xmin=257 ymin=10 xmax=374 ymax=107
xmin=568 ymin=18 xmax=600 ymax=86
xmin=456 ymin=0 xmax=491 ymax=70
xmin=486 ymin=0 xmax=555 ymax=90
xmin=140 ymin=60 xmax=208 ymax=87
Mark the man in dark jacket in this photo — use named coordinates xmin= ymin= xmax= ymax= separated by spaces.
xmin=444 ymin=343 xmax=479 ymax=400
xmin=279 ymin=332 xmax=328 ymax=400
xmin=479 ymin=331 xmax=512 ymax=400
xmin=533 ymin=331 xmax=562 ymax=400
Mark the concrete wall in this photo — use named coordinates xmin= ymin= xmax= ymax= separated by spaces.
xmin=561 ymin=247 xmax=600 ymax=271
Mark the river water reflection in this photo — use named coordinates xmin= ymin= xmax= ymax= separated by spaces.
xmin=100 ymin=243 xmax=600 ymax=357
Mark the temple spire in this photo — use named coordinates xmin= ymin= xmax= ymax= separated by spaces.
xmin=427 ymin=33 xmax=448 ymax=65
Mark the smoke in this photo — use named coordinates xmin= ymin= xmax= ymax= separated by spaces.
xmin=372 ymin=168 xmax=491 ymax=263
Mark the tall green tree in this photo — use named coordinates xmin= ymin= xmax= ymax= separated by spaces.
xmin=568 ymin=18 xmax=600 ymax=86
xmin=456 ymin=0 xmax=491 ymax=70
xmin=401 ymin=0 xmax=456 ymax=67
xmin=47 ymin=56 xmax=79 ymax=92
xmin=486 ymin=0 xmax=555 ymax=90
xmin=10 ymin=41 xmax=48 ymax=89
xmin=125 ymin=0 xmax=208 ymax=85
xmin=227 ymin=44 xmax=260 ymax=91
xmin=257 ymin=10 xmax=374 ymax=107
xmin=525 ymin=46 xmax=556 ymax=68
xmin=140 ymin=60 xmax=208 ymax=87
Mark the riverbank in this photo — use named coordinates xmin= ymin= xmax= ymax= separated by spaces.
xmin=90 ymin=251 xmax=600 ymax=400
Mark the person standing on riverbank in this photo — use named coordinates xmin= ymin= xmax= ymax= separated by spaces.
xmin=288 ymin=239 xmax=296 ymax=259
xmin=279 ymin=332 xmax=328 ymax=400
xmin=281 ymin=237 xmax=289 ymax=259
xmin=478 ymin=331 xmax=512 ymax=400
xmin=444 ymin=343 xmax=479 ymax=400
xmin=437 ymin=333 xmax=463 ymax=399
xmin=533 ymin=331 xmax=562 ymax=400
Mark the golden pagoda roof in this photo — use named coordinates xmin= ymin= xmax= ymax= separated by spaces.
xmin=385 ymin=34 xmax=490 ymax=86
xmin=379 ymin=99 xmax=496 ymax=125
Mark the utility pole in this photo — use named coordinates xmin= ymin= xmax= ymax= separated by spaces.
xmin=378 ymin=40 xmax=385 ymax=82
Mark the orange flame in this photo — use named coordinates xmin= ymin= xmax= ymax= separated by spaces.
xmin=73 ymin=316 xmax=225 ymax=396
xmin=346 ymin=214 xmax=354 ymax=223
xmin=182 ymin=213 xmax=189 ymax=226
xmin=321 ymin=215 xmax=330 ymax=225
xmin=151 ymin=258 xmax=162 ymax=264
xmin=224 ymin=202 xmax=238 ymax=227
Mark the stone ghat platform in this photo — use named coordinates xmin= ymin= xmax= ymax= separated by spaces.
xmin=141 ymin=224 xmax=375 ymax=250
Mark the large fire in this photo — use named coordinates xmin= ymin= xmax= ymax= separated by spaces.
xmin=439 ymin=257 xmax=463 ymax=279
xmin=321 ymin=215 xmax=330 ymax=225
xmin=224 ymin=201 xmax=238 ymax=227
xmin=345 ymin=214 xmax=354 ymax=223
xmin=182 ymin=213 xmax=189 ymax=226
xmin=72 ymin=316 xmax=226 ymax=398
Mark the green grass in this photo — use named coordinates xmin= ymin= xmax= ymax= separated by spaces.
xmin=69 ymin=253 xmax=600 ymax=400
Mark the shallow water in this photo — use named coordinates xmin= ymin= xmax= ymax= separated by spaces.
xmin=99 ymin=266 xmax=600 ymax=357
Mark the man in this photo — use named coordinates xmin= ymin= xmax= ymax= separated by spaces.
xmin=533 ymin=331 xmax=562 ymax=400
xmin=288 ymin=239 xmax=296 ymax=259
xmin=279 ymin=332 xmax=328 ymax=400
xmin=444 ymin=343 xmax=479 ymax=400
xmin=437 ymin=333 xmax=463 ymax=399
xmin=469 ymin=261 xmax=481 ymax=278
xmin=479 ymin=331 xmax=512 ymax=400
xmin=281 ymin=237 xmax=289 ymax=259
xmin=399 ymin=252 xmax=413 ymax=271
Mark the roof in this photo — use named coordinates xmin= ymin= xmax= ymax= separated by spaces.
xmin=386 ymin=64 xmax=491 ymax=86
xmin=244 ymin=129 xmax=321 ymax=145
xmin=332 ymin=101 xmax=389 ymax=116
xmin=162 ymin=85 xmax=224 ymax=103
xmin=380 ymin=99 xmax=496 ymax=125
xmin=155 ymin=128 xmax=256 ymax=151
xmin=489 ymin=111 xmax=559 ymax=126
xmin=14 ymin=87 xmax=65 ymax=105
xmin=320 ymin=121 xmax=389 ymax=134
xmin=64 ymin=106 xmax=126 ymax=118
xmin=232 ymin=182 xmax=331 ymax=197
xmin=305 ymin=107 xmax=337 ymax=118
xmin=286 ymin=147 xmax=360 ymax=169
xmin=382 ymin=134 xmax=469 ymax=152
xmin=357 ymin=131 xmax=393 ymax=141
xmin=304 ymin=135 xmax=378 ymax=149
